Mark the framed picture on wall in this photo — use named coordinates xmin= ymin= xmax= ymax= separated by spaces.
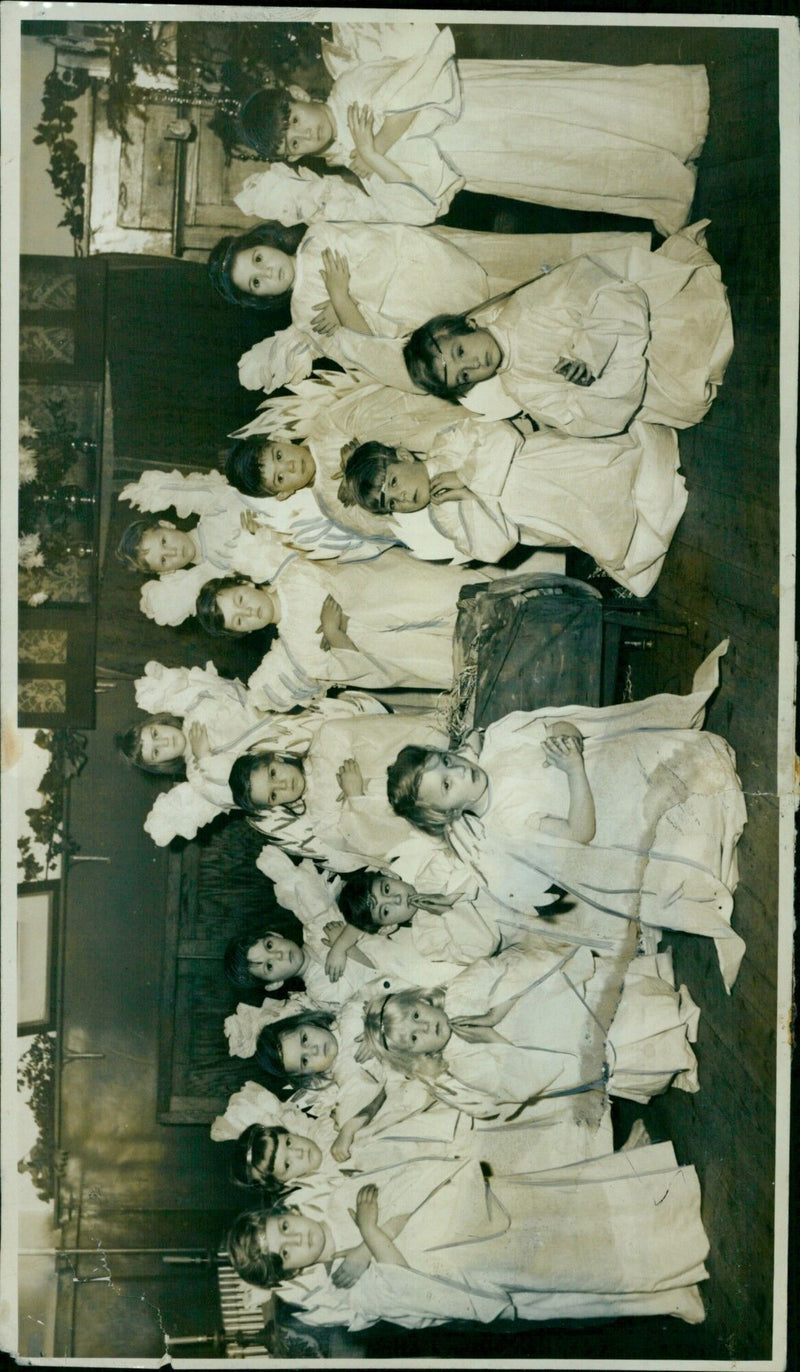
xmin=17 ymin=881 xmax=60 ymax=1035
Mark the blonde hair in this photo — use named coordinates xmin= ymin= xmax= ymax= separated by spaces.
xmin=361 ymin=988 xmax=448 ymax=1083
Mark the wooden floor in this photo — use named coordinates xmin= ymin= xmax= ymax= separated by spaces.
xmin=357 ymin=25 xmax=785 ymax=1364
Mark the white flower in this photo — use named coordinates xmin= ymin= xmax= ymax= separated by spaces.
xmin=18 ymin=533 xmax=44 ymax=569
xmin=19 ymin=417 xmax=39 ymax=440
xmin=27 ymin=592 xmax=49 ymax=607
xmin=19 ymin=445 xmax=38 ymax=484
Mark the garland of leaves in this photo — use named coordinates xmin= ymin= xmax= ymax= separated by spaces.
xmin=33 ymin=65 xmax=92 ymax=249
xmin=18 ymin=398 xmax=84 ymax=566
xmin=17 ymin=730 xmax=88 ymax=883
xmin=17 ymin=1034 xmax=57 ymax=1204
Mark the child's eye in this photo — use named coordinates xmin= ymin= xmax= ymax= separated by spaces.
xmin=301 ymin=1033 xmax=308 ymax=1045
xmin=412 ymin=1011 xmax=419 ymax=1020
xmin=300 ymin=1056 xmax=308 ymax=1069
xmin=442 ymin=778 xmax=450 ymax=793
xmin=410 ymin=1032 xmax=417 ymax=1043
xmin=276 ymin=473 xmax=283 ymax=484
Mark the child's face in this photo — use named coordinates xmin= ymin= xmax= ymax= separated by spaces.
xmin=260 ymin=442 xmax=316 ymax=498
xmin=278 ymin=98 xmax=336 ymax=162
xmin=139 ymin=721 xmax=186 ymax=766
xmin=230 ymin=244 xmax=296 ymax=299
xmin=387 ymin=995 xmax=452 ymax=1055
xmin=272 ymin=1132 xmax=323 ymax=1182
xmin=138 ymin=522 xmax=196 ymax=573
xmin=377 ymin=459 xmax=431 ymax=514
xmin=279 ymin=1024 xmax=338 ymax=1075
xmin=216 ymin=582 xmax=276 ymax=634
xmin=417 ymin=751 xmax=488 ymax=817
xmin=263 ymin=1210 xmax=326 ymax=1272
xmin=249 ymin=757 xmax=306 ymax=809
xmin=246 ymin=935 xmax=305 ymax=985
xmin=431 ymin=328 xmax=503 ymax=391
xmin=369 ymin=875 xmax=417 ymax=927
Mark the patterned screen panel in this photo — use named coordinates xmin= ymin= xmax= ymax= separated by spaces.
xmin=18 ymin=629 xmax=68 ymax=664
xmin=17 ymin=678 xmax=67 ymax=714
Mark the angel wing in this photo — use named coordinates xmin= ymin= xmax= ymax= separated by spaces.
xmin=256 ymin=847 xmax=342 ymax=926
xmin=209 ymin=1079 xmax=307 ymax=1142
xmin=238 ymin=326 xmax=316 ymax=394
xmin=144 ymin=782 xmax=224 ymax=847
xmin=119 ymin=468 xmax=231 ymax=520
xmin=139 ymin=564 xmax=218 ymax=627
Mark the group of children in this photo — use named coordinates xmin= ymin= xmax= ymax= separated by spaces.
xmin=113 ymin=21 xmax=746 ymax=1340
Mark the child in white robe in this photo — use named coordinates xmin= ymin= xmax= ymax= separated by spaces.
xmin=338 ymin=418 xmax=687 ymax=596
xmin=230 ymin=705 xmax=449 ymax=873
xmin=386 ymin=643 xmax=747 ymax=991
xmin=193 ymin=549 xmax=498 ymax=709
xmin=228 ymin=1142 xmax=710 ymax=1330
xmin=405 ymin=225 xmax=733 ymax=437
xmin=238 ymin=21 xmax=708 ymax=236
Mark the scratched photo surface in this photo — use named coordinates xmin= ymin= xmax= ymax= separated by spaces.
xmin=3 ymin=8 xmax=796 ymax=1367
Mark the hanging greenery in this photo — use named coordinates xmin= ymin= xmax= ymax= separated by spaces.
xmin=33 ymin=65 xmax=92 ymax=249
xmin=17 ymin=730 xmax=88 ymax=882
xmin=17 ymin=1034 xmax=60 ymax=1205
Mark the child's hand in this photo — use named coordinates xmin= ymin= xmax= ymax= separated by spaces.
xmin=187 ymin=722 xmax=210 ymax=760
xmin=545 ymin=720 xmax=584 ymax=742
xmin=320 ymin=247 xmax=352 ymax=303
xmin=429 ymin=471 xmax=467 ymax=505
xmin=354 ymin=1034 xmax=374 ymax=1064
xmin=337 ymin=757 xmax=365 ymax=800
xmin=554 ymin=357 xmax=595 ymax=387
xmin=351 ymin=1184 xmax=380 ymax=1234
xmin=347 ymin=104 xmax=377 ymax=159
xmin=318 ymin=594 xmax=349 ymax=651
xmin=332 ymin=1249 xmax=370 ymax=1288
xmin=331 ymin=1122 xmax=357 ymax=1162
xmin=311 ymin=299 xmax=340 ymax=337
xmin=322 ymin=919 xmax=346 ymax=944
xmin=240 ymin=509 xmax=261 ymax=534
xmin=542 ymin=734 xmax=585 ymax=772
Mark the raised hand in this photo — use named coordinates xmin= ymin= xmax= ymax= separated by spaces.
xmin=542 ymin=734 xmax=585 ymax=771
xmin=337 ymin=756 xmax=365 ymax=800
xmin=187 ymin=722 xmax=210 ymax=759
xmin=353 ymin=1183 xmax=380 ymax=1233
xmin=240 ymin=509 xmax=261 ymax=534
xmin=311 ymin=299 xmax=340 ymax=336
xmin=320 ymin=247 xmax=351 ymax=300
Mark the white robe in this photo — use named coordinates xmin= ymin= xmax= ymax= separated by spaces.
xmin=464 ymin=226 xmax=733 ymax=436
xmin=248 ymin=708 xmax=449 ymax=873
xmin=319 ymin=23 xmax=709 ymax=237
xmin=446 ymin=644 xmax=748 ymax=990
xmin=245 ymin=547 xmax=491 ymax=709
xmin=242 ymin=1143 xmax=708 ymax=1330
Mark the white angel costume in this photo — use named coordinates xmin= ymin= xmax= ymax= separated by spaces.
xmin=443 ymin=642 xmax=747 ymax=991
xmin=462 ymin=224 xmax=733 ymax=437
xmin=245 ymin=546 xmax=494 ymax=710
xmin=316 ymin=22 xmax=709 ymax=237
xmin=137 ymin=679 xmax=384 ymax=848
xmin=255 ymin=847 xmax=466 ymax=1007
xmin=119 ymin=468 xmax=291 ymax=627
xmin=404 ymin=417 xmax=686 ymax=596
xmin=240 ymin=1143 xmax=709 ymax=1330
xmin=247 ymin=706 xmax=449 ymax=873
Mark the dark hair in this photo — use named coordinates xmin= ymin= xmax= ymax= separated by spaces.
xmin=115 ymin=713 xmax=186 ymax=777
xmin=254 ymin=1008 xmax=337 ymax=1093
xmin=115 ymin=519 xmax=162 ymax=573
xmin=337 ymin=868 xmax=382 ymax=933
xmin=387 ymin=745 xmax=451 ymax=837
xmin=207 ymin=221 xmax=307 ymax=312
xmin=230 ymin=1124 xmax=288 ymax=1198
xmin=403 ymin=314 xmax=476 ymax=400
xmin=239 ymin=87 xmax=293 ymax=162
xmin=224 ymin=928 xmax=305 ymax=996
xmin=195 ymin=575 xmax=278 ymax=649
xmin=225 ymin=436 xmax=272 ymax=498
xmin=229 ymin=752 xmax=305 ymax=818
xmin=339 ymin=442 xmax=397 ymax=514
xmin=226 ymin=1202 xmax=292 ymax=1287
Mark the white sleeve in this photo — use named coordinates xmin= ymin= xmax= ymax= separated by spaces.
xmin=255 ymin=847 xmax=342 ymax=927
xmin=234 ymin=161 xmax=438 ymax=228
xmin=460 ymin=377 xmax=526 ymax=422
xmin=210 ymin=1080 xmax=299 ymax=1142
xmin=323 ymin=21 xmax=443 ymax=75
xmin=143 ymin=782 xmax=223 ymax=847
xmin=390 ymin=511 xmax=466 ymax=563
xmin=238 ymin=327 xmax=317 ymax=394
xmin=134 ymin=659 xmax=242 ymax=717
xmin=227 ymin=527 xmax=296 ymax=583
xmin=119 ymin=468 xmax=231 ymax=519
xmin=139 ymin=564 xmax=216 ymax=626
xmin=430 ymin=495 xmax=517 ymax=563
xmin=247 ymin=641 xmax=324 ymax=713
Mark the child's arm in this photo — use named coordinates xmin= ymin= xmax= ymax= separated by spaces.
xmin=314 ymin=250 xmax=373 ymax=337
xmin=331 ymin=1087 xmax=386 ymax=1161
xmin=348 ymin=105 xmax=417 ymax=186
xmin=539 ymin=735 xmax=596 ymax=843
xmin=333 ymin=1208 xmax=410 ymax=1287
xmin=323 ymin=921 xmax=375 ymax=981
xmin=351 ymin=1185 xmax=410 ymax=1268
xmin=373 ymin=109 xmax=417 ymax=155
